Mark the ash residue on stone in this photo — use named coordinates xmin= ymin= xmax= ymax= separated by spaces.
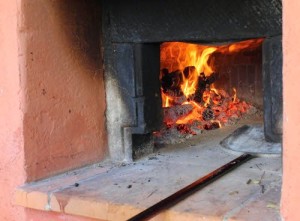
xmin=148 ymin=156 xmax=158 ymax=160
xmin=220 ymin=124 xmax=281 ymax=155
xmin=153 ymin=124 xmax=202 ymax=145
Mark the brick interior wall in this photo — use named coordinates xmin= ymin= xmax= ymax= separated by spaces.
xmin=212 ymin=45 xmax=263 ymax=108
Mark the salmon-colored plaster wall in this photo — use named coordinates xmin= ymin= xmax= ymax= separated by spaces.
xmin=0 ymin=0 xmax=108 ymax=220
xmin=25 ymin=209 xmax=104 ymax=221
xmin=0 ymin=1 xmax=27 ymax=220
xmin=20 ymin=0 xmax=107 ymax=182
xmin=282 ymin=0 xmax=300 ymax=220
xmin=1 ymin=0 xmax=108 ymax=220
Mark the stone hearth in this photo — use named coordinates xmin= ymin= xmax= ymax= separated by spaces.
xmin=16 ymin=118 xmax=281 ymax=221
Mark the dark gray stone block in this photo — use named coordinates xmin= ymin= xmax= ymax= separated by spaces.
xmin=263 ymin=36 xmax=283 ymax=142
xmin=220 ymin=125 xmax=281 ymax=156
xmin=103 ymin=0 xmax=282 ymax=43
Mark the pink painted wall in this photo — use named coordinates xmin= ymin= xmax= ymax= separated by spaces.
xmin=20 ymin=0 xmax=107 ymax=182
xmin=0 ymin=0 xmax=27 ymax=220
xmin=282 ymin=0 xmax=300 ymax=220
xmin=0 ymin=0 xmax=108 ymax=220
xmin=25 ymin=209 xmax=103 ymax=221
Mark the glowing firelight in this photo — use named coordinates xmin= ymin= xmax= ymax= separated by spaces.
xmin=159 ymin=39 xmax=263 ymax=132
xmin=161 ymin=90 xmax=173 ymax=107
xmin=232 ymin=88 xmax=237 ymax=103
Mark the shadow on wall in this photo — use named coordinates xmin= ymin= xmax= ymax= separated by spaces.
xmin=54 ymin=0 xmax=103 ymax=71
xmin=21 ymin=0 xmax=107 ymax=182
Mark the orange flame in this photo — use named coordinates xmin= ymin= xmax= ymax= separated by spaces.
xmin=175 ymin=101 xmax=203 ymax=125
xmin=203 ymin=90 xmax=211 ymax=107
xmin=161 ymin=43 xmax=217 ymax=99
xmin=232 ymin=88 xmax=237 ymax=103
xmin=161 ymin=90 xmax=173 ymax=107
xmin=160 ymin=39 xmax=263 ymax=130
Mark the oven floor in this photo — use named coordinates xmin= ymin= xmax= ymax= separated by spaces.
xmin=18 ymin=119 xmax=282 ymax=221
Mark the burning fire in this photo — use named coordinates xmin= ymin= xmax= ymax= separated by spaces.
xmin=159 ymin=39 xmax=263 ymax=134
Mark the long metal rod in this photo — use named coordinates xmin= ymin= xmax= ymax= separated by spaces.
xmin=127 ymin=153 xmax=253 ymax=221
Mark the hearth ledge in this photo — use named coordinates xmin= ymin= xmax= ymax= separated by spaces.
xmin=14 ymin=122 xmax=282 ymax=221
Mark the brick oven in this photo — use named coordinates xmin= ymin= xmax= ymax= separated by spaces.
xmin=102 ymin=0 xmax=282 ymax=161
xmin=3 ymin=0 xmax=290 ymax=220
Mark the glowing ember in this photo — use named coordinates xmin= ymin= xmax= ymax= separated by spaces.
xmin=158 ymin=39 xmax=263 ymax=135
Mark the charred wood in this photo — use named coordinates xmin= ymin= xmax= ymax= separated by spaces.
xmin=161 ymin=69 xmax=183 ymax=96
xmin=163 ymin=104 xmax=193 ymax=124
xmin=183 ymin=66 xmax=197 ymax=78
xmin=194 ymin=72 xmax=218 ymax=103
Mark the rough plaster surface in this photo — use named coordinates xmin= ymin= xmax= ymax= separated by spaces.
xmin=20 ymin=0 xmax=107 ymax=182
xmin=25 ymin=209 xmax=102 ymax=221
xmin=282 ymin=0 xmax=300 ymax=220
xmin=0 ymin=1 xmax=26 ymax=220
xmin=0 ymin=1 xmax=108 ymax=220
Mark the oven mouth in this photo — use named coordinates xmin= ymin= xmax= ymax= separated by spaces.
xmin=102 ymin=1 xmax=282 ymax=162
xmin=155 ymin=39 xmax=263 ymax=143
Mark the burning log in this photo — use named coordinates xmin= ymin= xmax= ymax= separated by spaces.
xmin=183 ymin=66 xmax=197 ymax=78
xmin=194 ymin=72 xmax=218 ymax=103
xmin=172 ymin=96 xmax=187 ymax=105
xmin=163 ymin=104 xmax=193 ymax=124
xmin=161 ymin=69 xmax=183 ymax=96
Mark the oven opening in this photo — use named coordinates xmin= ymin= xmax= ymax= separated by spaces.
xmin=153 ymin=39 xmax=264 ymax=146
